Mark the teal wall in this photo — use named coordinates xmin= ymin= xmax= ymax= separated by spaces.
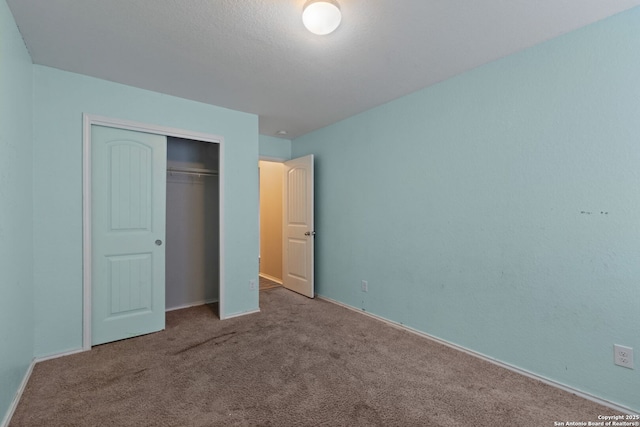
xmin=32 ymin=66 xmax=260 ymax=357
xmin=293 ymin=8 xmax=640 ymax=411
xmin=3 ymin=0 xmax=639 ymax=419
xmin=259 ymin=134 xmax=292 ymax=160
xmin=0 ymin=0 xmax=34 ymax=421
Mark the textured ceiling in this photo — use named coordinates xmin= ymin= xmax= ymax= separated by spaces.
xmin=7 ymin=0 xmax=640 ymax=139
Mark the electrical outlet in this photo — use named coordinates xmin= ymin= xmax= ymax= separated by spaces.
xmin=361 ymin=280 xmax=368 ymax=292
xmin=613 ymin=344 xmax=634 ymax=369
xmin=249 ymin=279 xmax=256 ymax=291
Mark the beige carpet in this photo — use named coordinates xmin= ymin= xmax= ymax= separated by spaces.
xmin=11 ymin=287 xmax=618 ymax=426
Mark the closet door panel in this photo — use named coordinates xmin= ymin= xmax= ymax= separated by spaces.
xmin=91 ymin=125 xmax=166 ymax=346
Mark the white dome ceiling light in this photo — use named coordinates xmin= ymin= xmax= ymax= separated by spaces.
xmin=302 ymin=0 xmax=342 ymax=35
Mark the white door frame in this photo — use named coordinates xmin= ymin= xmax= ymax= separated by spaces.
xmin=82 ymin=113 xmax=226 ymax=351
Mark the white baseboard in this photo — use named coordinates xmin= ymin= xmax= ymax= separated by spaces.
xmin=1 ymin=347 xmax=88 ymax=427
xmin=35 ymin=347 xmax=86 ymax=363
xmin=222 ymin=308 xmax=260 ymax=320
xmin=317 ymin=294 xmax=638 ymax=416
xmin=166 ymin=298 xmax=219 ymax=312
xmin=259 ymin=273 xmax=283 ymax=284
xmin=1 ymin=359 xmax=35 ymax=427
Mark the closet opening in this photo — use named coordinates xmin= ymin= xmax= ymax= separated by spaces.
xmin=166 ymin=136 xmax=220 ymax=316
xmin=258 ymin=156 xmax=315 ymax=299
xmin=83 ymin=114 xmax=226 ymax=349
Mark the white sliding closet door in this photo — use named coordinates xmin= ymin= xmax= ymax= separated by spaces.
xmin=91 ymin=125 xmax=166 ymax=346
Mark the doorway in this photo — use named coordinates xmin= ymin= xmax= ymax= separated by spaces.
xmin=258 ymin=160 xmax=284 ymax=289
xmin=82 ymin=114 xmax=224 ymax=350
xmin=258 ymin=155 xmax=315 ymax=299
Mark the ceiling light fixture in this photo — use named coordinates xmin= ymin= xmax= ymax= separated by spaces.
xmin=302 ymin=0 xmax=342 ymax=35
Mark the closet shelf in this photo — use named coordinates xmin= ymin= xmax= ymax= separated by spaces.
xmin=167 ymin=166 xmax=218 ymax=177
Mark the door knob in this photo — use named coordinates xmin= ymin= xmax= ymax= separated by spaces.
xmin=155 ymin=239 xmax=163 ymax=246
xmin=304 ymin=231 xmax=316 ymax=236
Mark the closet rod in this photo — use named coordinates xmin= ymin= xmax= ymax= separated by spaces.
xmin=167 ymin=166 xmax=218 ymax=177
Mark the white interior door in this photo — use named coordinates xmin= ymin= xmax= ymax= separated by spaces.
xmin=282 ymin=155 xmax=314 ymax=298
xmin=91 ymin=125 xmax=167 ymax=345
